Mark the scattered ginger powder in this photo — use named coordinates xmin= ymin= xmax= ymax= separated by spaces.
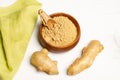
xmin=42 ymin=16 xmax=77 ymax=47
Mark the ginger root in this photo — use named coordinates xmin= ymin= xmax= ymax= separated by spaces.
xmin=30 ymin=48 xmax=58 ymax=75
xmin=67 ymin=40 xmax=104 ymax=75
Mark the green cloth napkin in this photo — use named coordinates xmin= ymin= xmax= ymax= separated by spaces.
xmin=0 ymin=0 xmax=41 ymax=80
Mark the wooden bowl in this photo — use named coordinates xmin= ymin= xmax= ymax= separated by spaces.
xmin=39 ymin=13 xmax=81 ymax=53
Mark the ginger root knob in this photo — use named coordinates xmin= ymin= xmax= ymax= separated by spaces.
xmin=67 ymin=40 xmax=104 ymax=75
xmin=30 ymin=48 xmax=58 ymax=75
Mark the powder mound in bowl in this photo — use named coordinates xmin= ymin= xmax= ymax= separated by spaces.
xmin=42 ymin=16 xmax=77 ymax=47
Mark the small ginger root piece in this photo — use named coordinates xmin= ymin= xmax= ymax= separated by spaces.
xmin=67 ymin=40 xmax=104 ymax=75
xmin=30 ymin=48 xmax=58 ymax=75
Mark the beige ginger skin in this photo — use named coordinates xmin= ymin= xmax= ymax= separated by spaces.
xmin=31 ymin=48 xmax=58 ymax=75
xmin=67 ymin=40 xmax=104 ymax=75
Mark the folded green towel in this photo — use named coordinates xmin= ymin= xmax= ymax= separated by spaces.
xmin=0 ymin=0 xmax=41 ymax=80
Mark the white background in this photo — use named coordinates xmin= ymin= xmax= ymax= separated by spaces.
xmin=0 ymin=0 xmax=120 ymax=80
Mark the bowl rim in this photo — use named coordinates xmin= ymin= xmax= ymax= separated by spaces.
xmin=39 ymin=12 xmax=81 ymax=52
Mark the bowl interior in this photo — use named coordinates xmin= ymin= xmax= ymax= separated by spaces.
xmin=39 ymin=13 xmax=81 ymax=52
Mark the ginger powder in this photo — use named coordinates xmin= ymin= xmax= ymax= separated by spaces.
xmin=42 ymin=16 xmax=77 ymax=47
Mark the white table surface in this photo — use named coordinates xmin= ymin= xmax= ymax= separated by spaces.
xmin=0 ymin=0 xmax=120 ymax=80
